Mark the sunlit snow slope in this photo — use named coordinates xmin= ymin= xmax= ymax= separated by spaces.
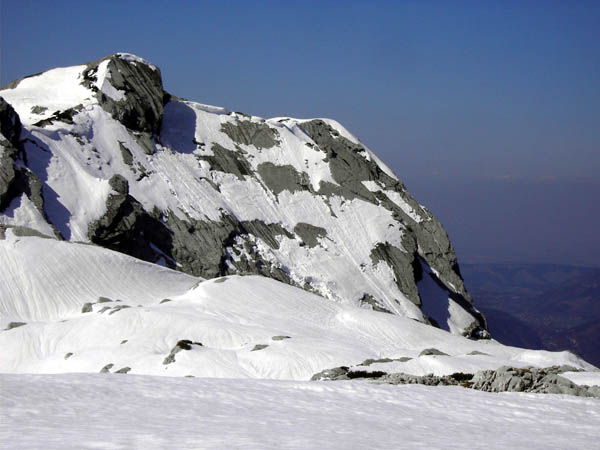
xmin=0 ymin=230 xmax=593 ymax=379
xmin=2 ymin=374 xmax=600 ymax=450
xmin=0 ymin=53 xmax=486 ymax=336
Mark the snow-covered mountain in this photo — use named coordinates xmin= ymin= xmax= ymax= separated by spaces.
xmin=1 ymin=53 xmax=598 ymax=376
xmin=1 ymin=56 xmax=599 ymax=448
xmin=0 ymin=53 xmax=486 ymax=337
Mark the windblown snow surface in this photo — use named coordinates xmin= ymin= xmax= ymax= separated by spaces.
xmin=1 ymin=374 xmax=599 ymax=450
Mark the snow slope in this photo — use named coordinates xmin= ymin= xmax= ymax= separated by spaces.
xmin=0 ymin=231 xmax=595 ymax=378
xmin=0 ymin=230 xmax=197 ymax=322
xmin=1 ymin=373 xmax=599 ymax=450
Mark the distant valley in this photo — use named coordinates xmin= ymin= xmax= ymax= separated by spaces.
xmin=462 ymin=263 xmax=600 ymax=366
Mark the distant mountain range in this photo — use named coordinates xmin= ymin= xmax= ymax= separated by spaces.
xmin=461 ymin=263 xmax=600 ymax=366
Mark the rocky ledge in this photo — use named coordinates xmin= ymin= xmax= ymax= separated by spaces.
xmin=312 ymin=365 xmax=600 ymax=398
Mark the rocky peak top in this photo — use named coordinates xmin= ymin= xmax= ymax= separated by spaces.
xmin=81 ymin=53 xmax=165 ymax=134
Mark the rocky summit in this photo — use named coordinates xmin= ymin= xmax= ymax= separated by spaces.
xmin=0 ymin=53 xmax=487 ymax=337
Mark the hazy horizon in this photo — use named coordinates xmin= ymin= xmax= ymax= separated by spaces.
xmin=2 ymin=0 xmax=598 ymax=267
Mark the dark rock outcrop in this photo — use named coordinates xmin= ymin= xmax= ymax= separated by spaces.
xmin=0 ymin=97 xmax=48 ymax=223
xmin=100 ymin=363 xmax=114 ymax=373
xmin=0 ymin=97 xmax=21 ymax=147
xmin=5 ymin=321 xmax=26 ymax=331
xmin=311 ymin=364 xmax=599 ymax=398
xmin=221 ymin=120 xmax=280 ymax=149
xmin=163 ymin=339 xmax=203 ymax=365
xmin=469 ymin=366 xmax=596 ymax=396
xmin=419 ymin=348 xmax=449 ymax=357
xmin=251 ymin=344 xmax=269 ymax=351
xmin=81 ymin=54 xmax=165 ymax=135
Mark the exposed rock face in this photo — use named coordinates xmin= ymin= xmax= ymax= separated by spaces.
xmin=0 ymin=98 xmax=22 ymax=210
xmin=312 ymin=364 xmax=600 ymax=398
xmin=163 ymin=340 xmax=203 ymax=365
xmin=0 ymin=97 xmax=21 ymax=146
xmin=81 ymin=53 xmax=165 ymax=135
xmin=469 ymin=366 xmax=598 ymax=396
xmin=0 ymin=54 xmax=489 ymax=337
xmin=0 ymin=97 xmax=46 ymax=217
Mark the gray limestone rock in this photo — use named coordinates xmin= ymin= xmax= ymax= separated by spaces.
xmin=251 ymin=344 xmax=269 ymax=352
xmin=300 ymin=120 xmax=388 ymax=202
xmin=378 ymin=373 xmax=464 ymax=387
xmin=114 ymin=367 xmax=131 ymax=374
xmin=33 ymin=105 xmax=84 ymax=127
xmin=311 ymin=363 xmax=599 ymax=398
xmin=311 ymin=366 xmax=350 ymax=381
xmin=419 ymin=348 xmax=449 ymax=357
xmin=470 ymin=366 xmax=598 ymax=397
xmin=359 ymin=293 xmax=393 ymax=314
xmin=10 ymin=226 xmax=53 ymax=239
xmin=241 ymin=219 xmax=294 ymax=250
xmin=197 ymin=143 xmax=252 ymax=180
xmin=100 ymin=363 xmax=114 ymax=373
xmin=271 ymin=335 xmax=291 ymax=341
xmin=30 ymin=105 xmax=47 ymax=115
xmin=293 ymin=222 xmax=327 ymax=248
xmin=370 ymin=240 xmax=422 ymax=307
xmin=0 ymin=102 xmax=56 ymax=235
xmin=0 ymin=96 xmax=21 ymax=147
xmin=5 ymin=322 xmax=26 ymax=330
xmin=360 ymin=358 xmax=394 ymax=366
xmin=118 ymin=142 xmax=134 ymax=166
xmin=87 ymin=189 xmax=173 ymax=267
xmin=257 ymin=162 xmax=310 ymax=196
xmin=81 ymin=303 xmax=93 ymax=313
xmin=589 ymin=386 xmax=600 ymax=397
xmin=360 ymin=357 xmax=414 ymax=366
xmin=0 ymin=100 xmax=21 ymax=210
xmin=81 ymin=54 xmax=165 ymax=135
xmin=108 ymin=174 xmax=129 ymax=195
xmin=108 ymin=305 xmax=131 ymax=315
xmin=347 ymin=370 xmax=389 ymax=379
xmin=221 ymin=120 xmax=279 ymax=149
xmin=64 ymin=352 xmax=73 ymax=360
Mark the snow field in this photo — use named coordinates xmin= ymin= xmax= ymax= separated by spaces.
xmin=1 ymin=373 xmax=598 ymax=450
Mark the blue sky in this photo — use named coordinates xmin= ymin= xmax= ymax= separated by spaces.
xmin=1 ymin=1 xmax=599 ymax=266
